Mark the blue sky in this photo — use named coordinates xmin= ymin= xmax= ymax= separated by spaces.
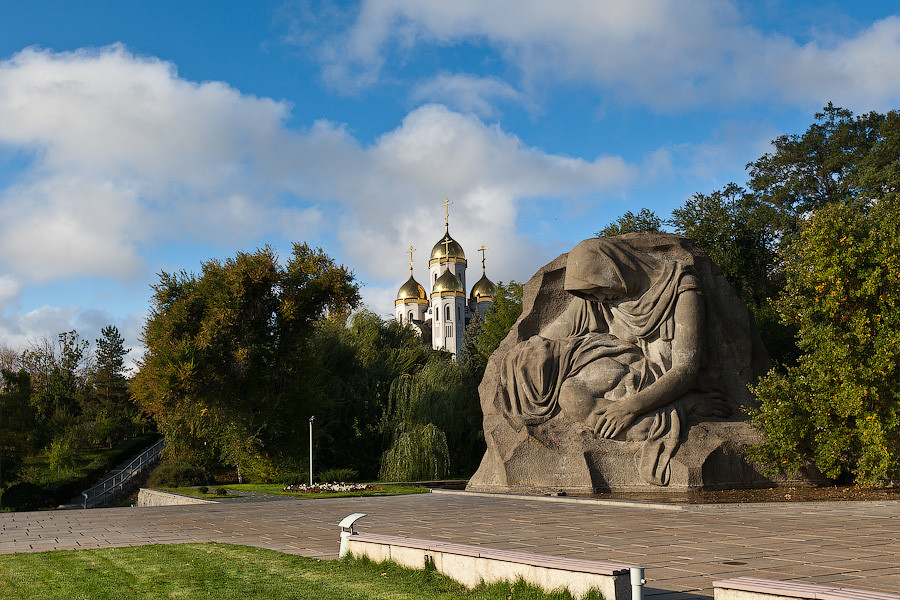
xmin=1 ymin=0 xmax=899 ymax=364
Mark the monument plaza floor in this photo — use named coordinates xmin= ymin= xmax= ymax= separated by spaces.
xmin=1 ymin=490 xmax=898 ymax=599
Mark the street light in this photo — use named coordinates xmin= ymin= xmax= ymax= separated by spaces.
xmin=308 ymin=415 xmax=315 ymax=486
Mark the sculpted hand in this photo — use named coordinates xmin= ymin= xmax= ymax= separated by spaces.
xmin=593 ymin=402 xmax=636 ymax=439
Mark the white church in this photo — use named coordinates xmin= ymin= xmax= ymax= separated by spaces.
xmin=395 ymin=201 xmax=497 ymax=357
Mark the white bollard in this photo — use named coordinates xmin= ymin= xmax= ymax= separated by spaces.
xmin=630 ymin=566 xmax=645 ymax=600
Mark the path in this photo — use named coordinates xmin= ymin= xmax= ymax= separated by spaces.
xmin=1 ymin=491 xmax=898 ymax=599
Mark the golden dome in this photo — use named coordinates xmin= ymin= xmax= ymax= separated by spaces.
xmin=430 ymin=230 xmax=467 ymax=265
xmin=395 ymin=275 xmax=428 ymax=305
xmin=470 ymin=273 xmax=496 ymax=303
xmin=431 ymin=268 xmax=465 ymax=297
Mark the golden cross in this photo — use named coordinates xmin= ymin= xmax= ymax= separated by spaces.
xmin=440 ymin=198 xmax=453 ymax=228
xmin=442 ymin=237 xmax=452 ymax=257
xmin=478 ymin=244 xmax=489 ymax=272
xmin=406 ymin=246 xmax=416 ymax=272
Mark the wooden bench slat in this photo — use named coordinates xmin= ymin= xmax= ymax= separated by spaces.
xmin=820 ymin=590 xmax=900 ymax=600
xmin=713 ymin=577 xmax=835 ymax=595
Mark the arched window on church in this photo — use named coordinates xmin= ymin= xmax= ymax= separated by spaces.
xmin=457 ymin=306 xmax=460 ymax=320
xmin=408 ymin=311 xmax=413 ymax=322
xmin=445 ymin=305 xmax=451 ymax=321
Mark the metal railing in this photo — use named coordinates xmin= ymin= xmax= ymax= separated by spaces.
xmin=81 ymin=438 xmax=166 ymax=509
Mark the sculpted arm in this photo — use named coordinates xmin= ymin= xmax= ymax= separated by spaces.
xmin=593 ymin=290 xmax=704 ymax=438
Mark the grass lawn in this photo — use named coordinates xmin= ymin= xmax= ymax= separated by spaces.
xmin=155 ymin=483 xmax=430 ymax=500
xmin=0 ymin=543 xmax=603 ymax=600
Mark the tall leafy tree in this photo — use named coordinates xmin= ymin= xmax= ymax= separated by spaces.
xmin=20 ymin=331 xmax=91 ymax=439
xmin=132 ymin=243 xmax=360 ymax=477
xmin=0 ymin=369 xmax=35 ymax=486
xmin=747 ymin=107 xmax=900 ymax=485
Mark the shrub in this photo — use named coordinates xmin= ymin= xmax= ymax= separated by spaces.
xmin=316 ymin=468 xmax=359 ymax=483
xmin=1 ymin=482 xmax=48 ymax=512
xmin=146 ymin=458 xmax=207 ymax=488
xmin=280 ymin=472 xmax=309 ymax=486
xmin=197 ymin=486 xmax=209 ymax=494
xmin=215 ymin=487 xmax=227 ymax=496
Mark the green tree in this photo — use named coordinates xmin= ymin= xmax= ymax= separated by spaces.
xmin=20 ymin=331 xmax=91 ymax=440
xmin=383 ymin=355 xmax=482 ymax=477
xmin=303 ymin=310 xmax=426 ymax=478
xmin=747 ymin=107 xmax=900 ymax=485
xmin=747 ymin=103 xmax=888 ymax=236
xmin=670 ymin=183 xmax=779 ymax=309
xmin=476 ymin=281 xmax=524 ymax=360
xmin=669 ymin=183 xmax=798 ymax=366
xmin=91 ymin=326 xmax=129 ymax=408
xmin=0 ymin=369 xmax=35 ymax=486
xmin=597 ymin=208 xmax=663 ymax=237
xmin=132 ymin=243 xmax=360 ymax=477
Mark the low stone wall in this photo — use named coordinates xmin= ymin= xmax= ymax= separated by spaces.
xmin=344 ymin=532 xmax=635 ymax=600
xmin=137 ymin=488 xmax=218 ymax=507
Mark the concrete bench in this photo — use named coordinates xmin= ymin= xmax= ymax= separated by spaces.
xmin=713 ymin=576 xmax=900 ymax=600
xmin=338 ymin=513 xmax=642 ymax=600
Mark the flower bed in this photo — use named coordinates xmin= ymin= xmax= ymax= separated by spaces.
xmin=282 ymin=482 xmax=372 ymax=493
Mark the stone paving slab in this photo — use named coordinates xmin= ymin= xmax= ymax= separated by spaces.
xmin=0 ymin=492 xmax=898 ymax=599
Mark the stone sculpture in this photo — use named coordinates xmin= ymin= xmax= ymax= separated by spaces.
xmin=468 ymin=233 xmax=820 ymax=493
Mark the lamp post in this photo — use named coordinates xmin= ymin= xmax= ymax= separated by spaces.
xmin=308 ymin=415 xmax=315 ymax=486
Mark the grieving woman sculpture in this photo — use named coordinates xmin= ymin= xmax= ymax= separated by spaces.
xmin=467 ymin=233 xmax=807 ymax=493
xmin=498 ymin=237 xmax=729 ymax=484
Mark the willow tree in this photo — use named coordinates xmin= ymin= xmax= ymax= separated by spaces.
xmin=380 ymin=356 xmax=481 ymax=480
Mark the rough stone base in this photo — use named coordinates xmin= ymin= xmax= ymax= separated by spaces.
xmin=467 ymin=417 xmax=823 ymax=494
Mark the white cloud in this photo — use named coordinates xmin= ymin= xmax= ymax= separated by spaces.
xmin=0 ymin=45 xmax=639 ymax=345
xmin=322 ymin=0 xmax=900 ymax=111
xmin=330 ymin=104 xmax=634 ymax=287
xmin=0 ymin=45 xmax=307 ymax=285
xmin=411 ymin=73 xmax=534 ymax=118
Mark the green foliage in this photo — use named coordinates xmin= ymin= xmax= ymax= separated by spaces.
xmin=669 ymin=181 xmax=799 ymax=366
xmin=302 ymin=310 xmax=427 ymax=478
xmin=0 ymin=482 xmax=46 ymax=512
xmin=379 ymin=422 xmax=450 ymax=481
xmin=597 ymin=208 xmax=663 ymax=237
xmin=0 ymin=369 xmax=35 ymax=486
xmin=146 ymin=458 xmax=209 ymax=488
xmin=747 ymin=107 xmax=900 ymax=485
xmin=385 ymin=356 xmax=483 ymax=475
xmin=20 ymin=331 xmax=91 ymax=440
xmin=90 ymin=326 xmax=130 ymax=411
xmin=476 ymin=281 xmax=523 ymax=360
xmin=316 ymin=467 xmax=359 ymax=483
xmin=133 ymin=243 xmax=360 ymax=476
xmin=670 ymin=183 xmax=780 ymax=309
xmin=747 ymin=103 xmax=888 ymax=235
xmin=46 ymin=435 xmax=78 ymax=478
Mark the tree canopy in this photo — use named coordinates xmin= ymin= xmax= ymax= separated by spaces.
xmin=132 ymin=243 xmax=360 ymax=478
xmin=597 ymin=208 xmax=663 ymax=237
xmin=747 ymin=107 xmax=900 ymax=485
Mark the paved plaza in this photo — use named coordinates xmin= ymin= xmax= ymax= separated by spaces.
xmin=1 ymin=490 xmax=898 ymax=599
